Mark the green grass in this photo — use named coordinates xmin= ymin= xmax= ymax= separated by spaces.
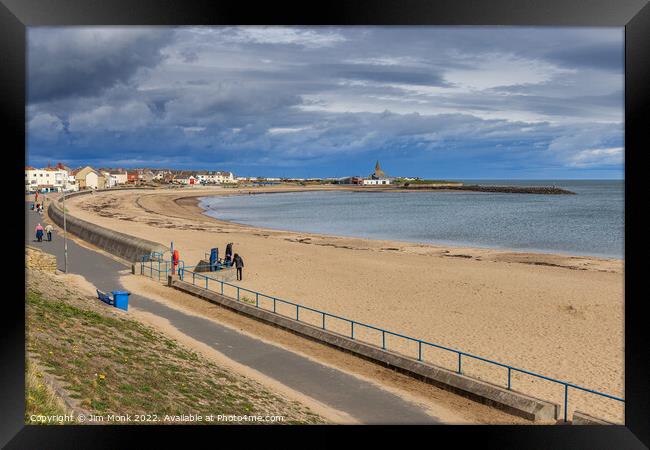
xmin=26 ymin=288 xmax=324 ymax=425
xmin=25 ymin=362 xmax=70 ymax=424
xmin=240 ymin=295 xmax=257 ymax=305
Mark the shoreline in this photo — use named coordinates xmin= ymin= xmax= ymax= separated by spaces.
xmin=185 ymin=191 xmax=622 ymax=264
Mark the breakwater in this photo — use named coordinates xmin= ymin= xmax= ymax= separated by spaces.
xmin=401 ymin=184 xmax=576 ymax=195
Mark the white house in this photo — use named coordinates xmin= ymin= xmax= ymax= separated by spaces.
xmin=101 ymin=171 xmax=117 ymax=188
xmin=110 ymin=171 xmax=128 ymax=185
xmin=217 ymin=171 xmax=235 ymax=183
xmin=25 ymin=163 xmax=71 ymax=192
xmin=197 ymin=171 xmax=236 ymax=184
xmin=25 ymin=166 xmax=42 ymax=192
xmin=153 ymin=170 xmax=170 ymax=181
xmin=66 ymin=174 xmax=79 ymax=191
xmin=362 ymin=178 xmax=391 ymax=185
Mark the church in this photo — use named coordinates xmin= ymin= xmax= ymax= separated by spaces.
xmin=362 ymin=161 xmax=392 ymax=185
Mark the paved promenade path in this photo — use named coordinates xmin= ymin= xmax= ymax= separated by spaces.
xmin=26 ymin=203 xmax=441 ymax=424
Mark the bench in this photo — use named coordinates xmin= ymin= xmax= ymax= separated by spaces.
xmin=96 ymin=289 xmax=114 ymax=306
xmin=194 ymin=259 xmax=231 ymax=273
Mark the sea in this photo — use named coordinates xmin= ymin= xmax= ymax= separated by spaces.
xmin=198 ymin=180 xmax=624 ymax=259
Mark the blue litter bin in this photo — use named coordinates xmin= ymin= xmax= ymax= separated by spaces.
xmin=112 ymin=291 xmax=130 ymax=311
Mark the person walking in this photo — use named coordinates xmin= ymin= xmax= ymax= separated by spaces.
xmin=45 ymin=224 xmax=53 ymax=242
xmin=35 ymin=223 xmax=44 ymax=242
xmin=233 ymin=253 xmax=244 ymax=281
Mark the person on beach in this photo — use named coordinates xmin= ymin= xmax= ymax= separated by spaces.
xmin=35 ymin=224 xmax=44 ymax=242
xmin=233 ymin=253 xmax=244 ymax=281
xmin=225 ymin=242 xmax=233 ymax=266
xmin=45 ymin=224 xmax=53 ymax=242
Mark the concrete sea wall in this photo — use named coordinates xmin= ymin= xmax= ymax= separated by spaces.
xmin=48 ymin=188 xmax=168 ymax=262
xmin=572 ymin=411 xmax=616 ymax=425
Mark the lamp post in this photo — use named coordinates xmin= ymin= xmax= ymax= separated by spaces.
xmin=62 ymin=191 xmax=68 ymax=273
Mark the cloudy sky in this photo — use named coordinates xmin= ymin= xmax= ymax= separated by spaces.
xmin=27 ymin=26 xmax=624 ymax=179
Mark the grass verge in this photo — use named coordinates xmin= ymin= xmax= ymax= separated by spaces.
xmin=26 ymin=269 xmax=324 ymax=425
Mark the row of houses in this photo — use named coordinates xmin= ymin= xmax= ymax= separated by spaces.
xmin=25 ymin=163 xmax=237 ymax=192
xmin=170 ymin=171 xmax=236 ymax=185
xmin=25 ymin=160 xmax=402 ymax=193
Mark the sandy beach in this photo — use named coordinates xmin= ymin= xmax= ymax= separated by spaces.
xmin=57 ymin=186 xmax=624 ymax=422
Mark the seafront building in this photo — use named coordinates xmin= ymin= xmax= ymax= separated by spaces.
xmin=26 ymin=163 xmax=239 ymax=191
xmin=109 ymin=170 xmax=128 ymax=185
xmin=72 ymin=166 xmax=106 ymax=190
xmin=153 ymin=170 xmax=172 ymax=181
xmin=335 ymin=176 xmax=363 ymax=185
xmin=336 ymin=161 xmax=393 ymax=186
xmin=25 ymin=162 xmax=135 ymax=192
xmin=101 ymin=171 xmax=116 ymax=188
xmin=362 ymin=161 xmax=392 ymax=185
xmin=196 ymin=170 xmax=236 ymax=184
xmin=172 ymin=171 xmax=198 ymax=185
xmin=25 ymin=162 xmax=73 ymax=192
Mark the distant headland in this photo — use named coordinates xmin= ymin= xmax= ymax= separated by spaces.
xmin=334 ymin=161 xmax=576 ymax=194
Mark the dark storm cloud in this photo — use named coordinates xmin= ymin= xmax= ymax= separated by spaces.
xmin=318 ymin=62 xmax=450 ymax=86
xmin=544 ymin=40 xmax=624 ymax=72
xmin=28 ymin=27 xmax=174 ymax=103
xmin=26 ymin=26 xmax=624 ymax=177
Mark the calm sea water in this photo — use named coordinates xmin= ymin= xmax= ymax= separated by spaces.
xmin=199 ymin=180 xmax=624 ymax=258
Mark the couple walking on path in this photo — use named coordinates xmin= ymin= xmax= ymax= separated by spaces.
xmin=35 ymin=223 xmax=53 ymax=242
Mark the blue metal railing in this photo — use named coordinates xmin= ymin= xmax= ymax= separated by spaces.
xmin=140 ymin=252 xmax=175 ymax=281
xmin=139 ymin=252 xmax=624 ymax=423
xmin=139 ymin=252 xmax=231 ymax=282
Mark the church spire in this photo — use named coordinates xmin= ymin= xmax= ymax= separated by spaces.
xmin=371 ymin=160 xmax=386 ymax=179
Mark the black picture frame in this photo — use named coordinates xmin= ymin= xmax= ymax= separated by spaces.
xmin=3 ymin=0 xmax=648 ymax=448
